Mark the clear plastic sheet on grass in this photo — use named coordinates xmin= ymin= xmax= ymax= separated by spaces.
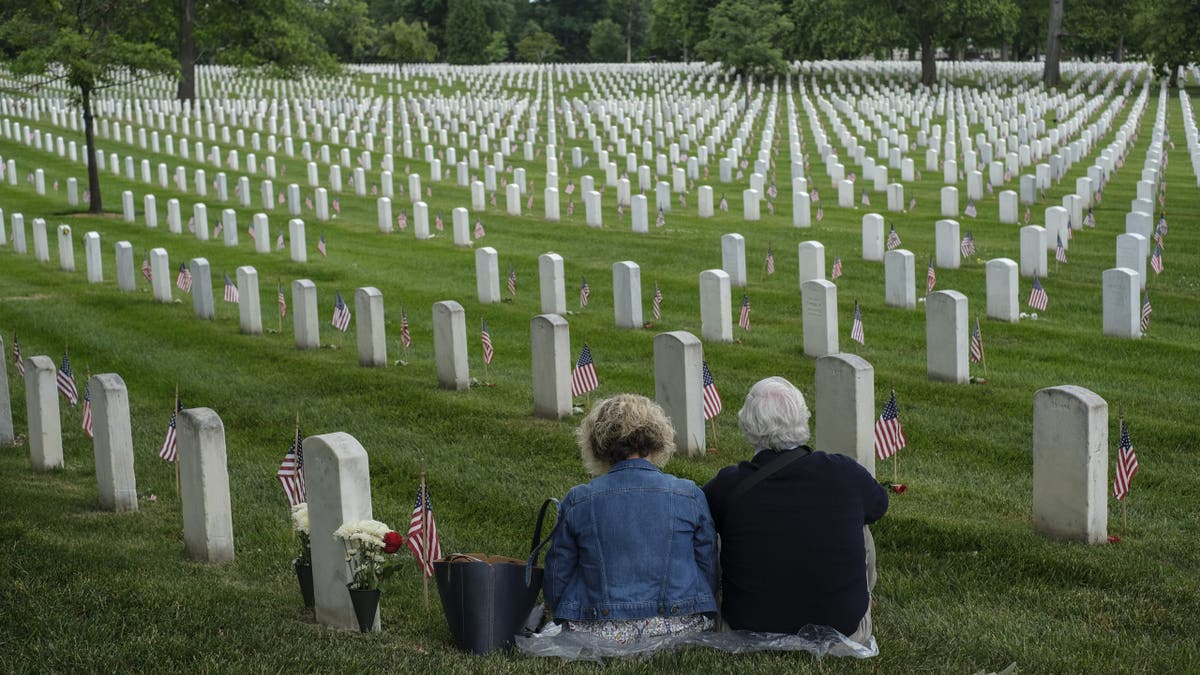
xmin=514 ymin=621 xmax=878 ymax=663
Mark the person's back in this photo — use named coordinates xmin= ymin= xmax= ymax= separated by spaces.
xmin=704 ymin=449 xmax=886 ymax=635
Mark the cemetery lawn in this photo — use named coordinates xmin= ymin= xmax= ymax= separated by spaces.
xmin=1 ymin=79 xmax=1199 ymax=673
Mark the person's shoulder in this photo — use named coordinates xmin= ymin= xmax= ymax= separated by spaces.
xmin=811 ymin=450 xmax=878 ymax=479
xmin=702 ymin=462 xmax=750 ymax=495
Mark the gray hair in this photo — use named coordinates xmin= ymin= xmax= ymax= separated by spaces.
xmin=578 ymin=394 xmax=676 ymax=476
xmin=737 ymin=377 xmax=811 ymax=451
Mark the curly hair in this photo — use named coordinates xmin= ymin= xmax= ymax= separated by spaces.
xmin=577 ymin=394 xmax=676 ymax=476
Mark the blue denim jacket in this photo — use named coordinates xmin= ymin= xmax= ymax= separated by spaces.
xmin=543 ymin=458 xmax=719 ymax=621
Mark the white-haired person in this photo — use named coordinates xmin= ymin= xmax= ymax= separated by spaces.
xmin=702 ymin=377 xmax=888 ymax=643
xmin=544 ymin=394 xmax=719 ymax=644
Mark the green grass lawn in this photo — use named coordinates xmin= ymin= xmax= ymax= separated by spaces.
xmin=1 ymin=68 xmax=1198 ymax=673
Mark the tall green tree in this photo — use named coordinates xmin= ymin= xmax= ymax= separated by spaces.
xmin=611 ymin=0 xmax=647 ymax=62
xmin=1134 ymin=0 xmax=1200 ymax=87
xmin=589 ymin=19 xmax=625 ymax=62
xmin=378 ymin=18 xmax=438 ymax=62
xmin=789 ymin=0 xmax=886 ymax=60
xmin=696 ymin=0 xmax=792 ymax=77
xmin=444 ymin=0 xmax=489 ymax=63
xmin=1 ymin=0 xmax=176 ymax=214
xmin=530 ymin=0 xmax=610 ymax=62
xmin=515 ymin=23 xmax=562 ymax=63
xmin=317 ymin=0 xmax=379 ymax=63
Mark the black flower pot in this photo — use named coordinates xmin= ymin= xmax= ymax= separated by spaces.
xmin=348 ymin=586 xmax=381 ymax=633
xmin=294 ymin=561 xmax=314 ymax=608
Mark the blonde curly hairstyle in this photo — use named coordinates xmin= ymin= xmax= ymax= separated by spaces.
xmin=577 ymin=394 xmax=676 ymax=476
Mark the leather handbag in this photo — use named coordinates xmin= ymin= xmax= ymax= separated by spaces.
xmin=434 ymin=498 xmax=558 ymax=654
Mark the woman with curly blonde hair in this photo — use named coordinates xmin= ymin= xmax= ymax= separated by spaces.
xmin=544 ymin=394 xmax=718 ymax=644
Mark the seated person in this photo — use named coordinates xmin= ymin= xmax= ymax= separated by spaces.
xmin=544 ymin=394 xmax=718 ymax=643
xmin=702 ymin=377 xmax=888 ymax=642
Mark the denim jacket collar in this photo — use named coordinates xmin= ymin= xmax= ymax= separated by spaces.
xmin=607 ymin=457 xmax=663 ymax=474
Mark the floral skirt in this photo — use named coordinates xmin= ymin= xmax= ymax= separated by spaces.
xmin=565 ymin=614 xmax=713 ymax=645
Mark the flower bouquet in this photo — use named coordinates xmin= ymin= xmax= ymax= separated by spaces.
xmin=334 ymin=519 xmax=406 ymax=632
xmin=290 ymin=503 xmax=315 ymax=607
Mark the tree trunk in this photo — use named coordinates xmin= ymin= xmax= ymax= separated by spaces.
xmin=920 ymin=28 xmax=935 ymax=87
xmin=81 ymin=86 xmax=103 ymax=215
xmin=1169 ymin=63 xmax=1180 ymax=88
xmin=176 ymin=0 xmax=196 ymax=100
xmin=626 ymin=10 xmax=633 ymax=63
xmin=1115 ymin=35 xmax=1124 ymax=63
xmin=1044 ymin=0 xmax=1063 ymax=87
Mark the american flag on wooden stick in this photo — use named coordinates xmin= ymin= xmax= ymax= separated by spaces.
xmin=81 ymin=377 xmax=93 ymax=438
xmin=276 ymin=232 xmax=285 ymax=251
xmin=278 ymin=284 xmax=287 ymax=318
xmin=474 ymin=220 xmax=486 ymax=239
xmin=765 ymin=246 xmax=775 ymax=275
xmin=964 ymin=199 xmax=977 ymax=218
xmin=652 ymin=282 xmax=663 ymax=320
xmin=1055 ymin=235 xmax=1067 ymax=263
xmin=1112 ymin=418 xmax=1139 ymax=501
xmin=926 ymin=258 xmax=937 ymax=294
xmin=507 ymin=265 xmax=517 ymax=297
xmin=571 ymin=344 xmax=599 ymax=398
xmin=401 ymin=308 xmax=412 ymax=348
xmin=331 ymin=291 xmax=351 ymax=332
xmin=176 ymin=264 xmax=192 ymax=293
xmin=579 ymin=276 xmax=590 ymax=308
xmin=970 ymin=318 xmax=984 ymax=364
xmin=738 ymin=294 xmax=751 ymax=332
xmin=886 ymin=224 xmax=902 ymax=250
xmin=277 ymin=425 xmax=306 ymax=507
xmin=1140 ymin=294 xmax=1151 ymax=332
xmin=12 ymin=333 xmax=24 ymax=376
xmin=141 ymin=254 xmax=153 ymax=282
xmin=57 ymin=351 xmax=78 ymax=406
xmin=407 ymin=481 xmax=442 ymax=578
xmin=831 ymin=255 xmax=843 ymax=281
xmin=851 ymin=301 xmax=865 ymax=345
xmin=960 ymin=231 xmax=976 ymax=258
xmin=224 ymin=274 xmax=239 ymax=303
xmin=1028 ymin=275 xmax=1048 ymax=311
xmin=701 ymin=361 xmax=722 ymax=421
xmin=874 ymin=390 xmax=908 ymax=461
xmin=1150 ymin=246 xmax=1163 ymax=275
xmin=159 ymin=398 xmax=183 ymax=462
xmin=317 ymin=234 xmax=327 ymax=257
xmin=481 ymin=318 xmax=494 ymax=364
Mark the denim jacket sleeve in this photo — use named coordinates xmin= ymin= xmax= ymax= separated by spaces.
xmin=691 ymin=486 xmax=719 ymax=596
xmin=542 ymin=495 xmax=576 ymax=613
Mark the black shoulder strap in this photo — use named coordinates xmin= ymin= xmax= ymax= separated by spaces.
xmin=727 ymin=449 xmax=808 ymax=505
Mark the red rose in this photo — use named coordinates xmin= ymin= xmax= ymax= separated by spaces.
xmin=383 ymin=531 xmax=404 ymax=554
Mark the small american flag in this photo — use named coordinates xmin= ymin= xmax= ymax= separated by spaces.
xmin=719 ymin=194 xmax=728 ymax=211
xmin=874 ymin=389 xmax=907 ymax=460
xmin=1055 ymin=235 xmax=1067 ymax=263
xmin=141 ymin=254 xmax=153 ymax=282
xmin=81 ymin=377 xmax=93 ymax=438
xmin=565 ymin=181 xmax=575 ymax=195
xmin=224 ymin=274 xmax=239 ymax=303
xmin=187 ymin=216 xmax=195 ymax=233
xmin=491 ymin=192 xmax=498 ymax=207
xmin=701 ymin=360 xmax=722 ymax=421
xmin=317 ymin=234 xmax=327 ymax=257
xmin=1112 ymin=418 xmax=1139 ymax=501
xmin=176 ymin=263 xmax=192 ymax=293
xmin=960 ymin=231 xmax=976 ymax=257
xmin=810 ymin=188 xmax=820 ymax=202
xmin=851 ymin=301 xmax=865 ymax=345
xmin=1083 ymin=208 xmax=1095 ymax=227
xmin=276 ymin=232 xmax=285 ymax=251
xmin=407 ymin=481 xmax=442 ymax=577
xmin=816 ymin=205 xmax=824 ymax=221
xmin=400 ymin=308 xmax=412 ymax=348
xmin=909 ymin=197 xmax=917 ymax=211
xmin=12 ymin=333 xmax=24 ymax=376
xmin=1095 ymin=190 xmax=1102 ymax=205
xmin=886 ymin=224 xmax=901 ymax=250
xmin=305 ymin=196 xmax=313 ymax=209
xmin=398 ymin=211 xmax=407 ymax=229
xmin=277 ymin=426 xmax=306 ymax=507
xmin=1028 ymin=275 xmax=1048 ymax=311
xmin=278 ymin=284 xmax=287 ymax=318
xmin=964 ymin=199 xmax=977 ymax=218
xmin=652 ymin=281 xmax=663 ymax=320
xmin=861 ymin=189 xmax=870 ymax=206
xmin=159 ymin=399 xmax=183 ymax=462
xmin=926 ymin=258 xmax=936 ymax=294
xmin=248 ymin=224 xmax=256 ymax=241
xmin=1140 ymin=293 xmax=1151 ymax=332
xmin=765 ymin=246 xmax=775 ymax=275
xmin=332 ymin=197 xmax=340 ymax=213
xmin=831 ymin=255 xmax=843 ymax=281
xmin=1150 ymin=246 xmax=1163 ymax=275
xmin=969 ymin=318 xmax=984 ymax=364
xmin=481 ymin=318 xmax=494 ymax=364
xmin=435 ymin=212 xmax=443 ymax=231
xmin=738 ymin=294 xmax=751 ymax=332
xmin=1024 ymin=206 xmax=1032 ymax=224
xmin=579 ymin=276 xmax=590 ymax=308
xmin=213 ymin=222 xmax=223 ymax=239
xmin=507 ymin=265 xmax=517 ymax=297
xmin=571 ymin=344 xmax=599 ymax=398
xmin=1157 ymin=215 xmax=1167 ymax=236
xmin=656 ymin=209 xmax=665 ymax=227
xmin=474 ymin=220 xmax=486 ymax=239
xmin=57 ymin=351 xmax=78 ymax=406
xmin=331 ymin=291 xmax=351 ymax=332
